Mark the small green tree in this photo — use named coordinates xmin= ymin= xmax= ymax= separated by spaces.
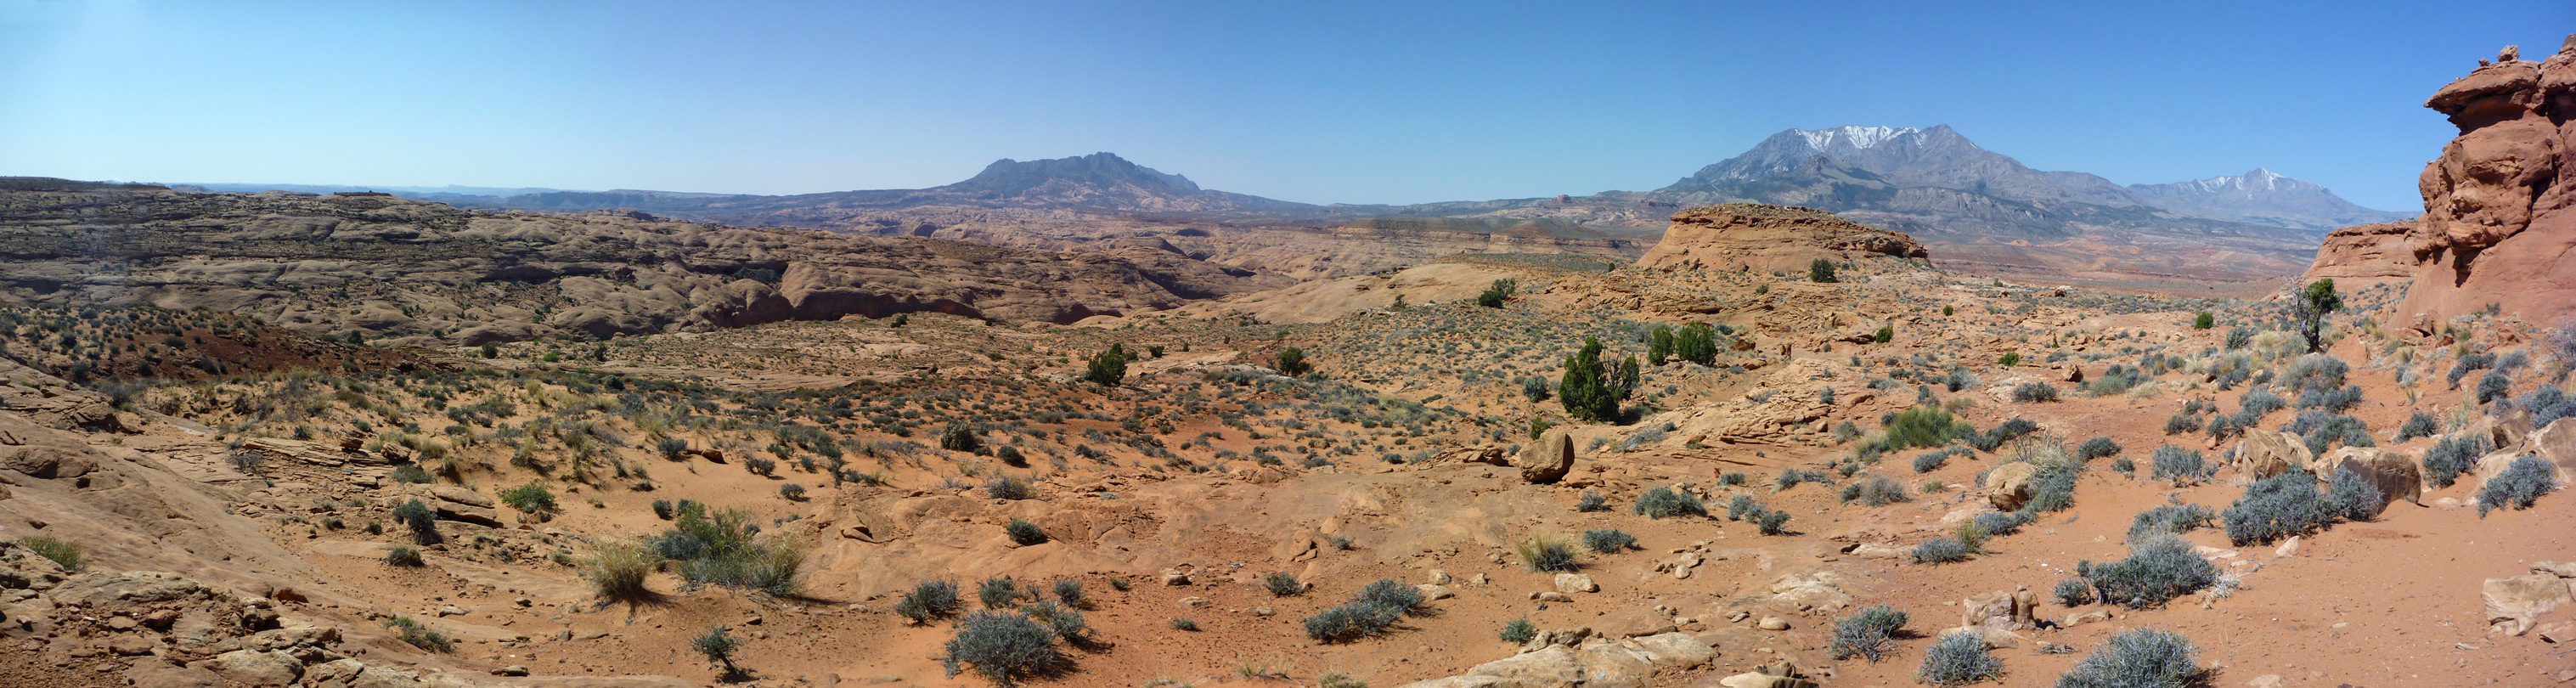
xmin=1477 ymin=279 xmax=1517 ymax=307
xmin=1648 ymin=325 xmax=1675 ymax=366
xmin=1557 ymin=337 xmax=1629 ymax=423
xmin=392 ymin=499 xmax=440 ymax=544
xmin=2295 ymin=279 xmax=2342 ymax=352
xmin=1083 ymin=344 xmax=1128 ymax=386
xmin=2192 ymin=311 xmax=2215 ymax=330
xmin=693 ymin=624 xmax=741 ymax=679
xmin=479 ymin=342 xmax=499 ymax=359
xmin=1873 ymin=324 xmax=1894 ymax=343
xmin=1676 ymin=323 xmax=1718 ymax=365
xmin=1809 ymin=258 xmax=1839 ymax=283
xmin=1277 ymin=347 xmax=1311 ymax=376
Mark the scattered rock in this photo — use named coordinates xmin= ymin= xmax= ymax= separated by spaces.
xmin=1553 ymin=573 xmax=1598 ymax=594
xmin=1518 ymin=430 xmax=1575 ymax=484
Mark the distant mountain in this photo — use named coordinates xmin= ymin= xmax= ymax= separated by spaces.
xmin=2128 ymin=168 xmax=2413 ymax=230
xmin=446 ymin=152 xmax=1329 ymax=220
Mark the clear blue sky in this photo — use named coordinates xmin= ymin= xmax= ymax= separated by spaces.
xmin=3 ymin=0 xmax=2566 ymax=210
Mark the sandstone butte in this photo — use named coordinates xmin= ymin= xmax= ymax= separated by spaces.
xmin=2306 ymin=36 xmax=2576 ymax=325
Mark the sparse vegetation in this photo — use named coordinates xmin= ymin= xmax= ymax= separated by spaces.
xmin=1919 ymin=630 xmax=2005 ymax=686
xmin=2052 ymin=629 xmax=2200 ymax=688
xmin=15 ymin=536 xmax=82 ymax=572
xmin=1514 ymin=535 xmax=1580 ymax=572
xmin=1632 ymin=486 xmax=1705 ymax=518
xmin=1581 ymin=528 xmax=1636 ymax=553
xmin=2477 ymin=455 xmax=2557 ymax=516
xmin=1828 ymin=605 xmax=1908 ymax=663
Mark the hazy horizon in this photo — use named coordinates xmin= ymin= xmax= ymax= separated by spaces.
xmin=5 ymin=0 xmax=2569 ymax=210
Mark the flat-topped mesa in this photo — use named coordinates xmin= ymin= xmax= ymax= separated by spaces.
xmin=2302 ymin=220 xmax=2418 ymax=285
xmin=1636 ymin=203 xmax=1929 ymax=274
xmin=2376 ymin=35 xmax=2576 ymax=324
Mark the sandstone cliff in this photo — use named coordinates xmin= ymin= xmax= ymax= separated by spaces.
xmin=1636 ymin=203 xmax=1930 ymax=274
xmin=2320 ymin=37 xmax=2576 ymax=324
xmin=0 ymin=183 xmax=1277 ymax=346
xmin=2300 ymin=220 xmax=2418 ymax=285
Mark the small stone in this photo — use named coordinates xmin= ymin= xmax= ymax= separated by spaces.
xmin=1427 ymin=569 xmax=1451 ymax=584
xmin=2273 ymin=537 xmax=2300 ymax=558
xmin=1553 ymin=573 xmax=1598 ymax=594
xmin=1532 ymin=591 xmax=1575 ymax=603
xmin=1416 ymin=584 xmax=1454 ymax=601
xmin=1159 ymin=569 xmax=1192 ymax=585
xmin=106 ymin=617 xmax=138 ymax=631
xmin=1176 ymin=596 xmax=1210 ymax=609
xmin=437 ymin=606 xmax=466 ymax=617
xmin=493 ymin=666 xmax=531 ymax=677
xmin=1759 ymin=617 xmax=1790 ymax=630
xmin=1251 ymin=606 xmax=1276 ymax=617
xmin=2246 ymin=674 xmax=2285 ymax=688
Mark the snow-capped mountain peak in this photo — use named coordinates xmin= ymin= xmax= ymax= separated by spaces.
xmin=1795 ymin=126 xmax=1919 ymax=152
xmin=2184 ymin=168 xmax=2294 ymax=193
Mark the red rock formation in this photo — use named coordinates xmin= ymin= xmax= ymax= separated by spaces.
xmin=2301 ymin=220 xmax=2417 ymax=285
xmin=1637 ymin=203 xmax=1928 ymax=274
xmin=2382 ymin=37 xmax=2576 ymax=324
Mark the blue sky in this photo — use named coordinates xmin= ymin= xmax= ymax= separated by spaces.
xmin=2 ymin=1 xmax=2566 ymax=210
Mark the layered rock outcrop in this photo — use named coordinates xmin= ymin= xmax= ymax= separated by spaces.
xmin=1637 ymin=204 xmax=1928 ymax=274
xmin=0 ymin=183 xmax=1276 ymax=346
xmin=2308 ymin=37 xmax=2576 ymax=324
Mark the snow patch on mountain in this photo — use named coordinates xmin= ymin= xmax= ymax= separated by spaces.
xmin=1796 ymin=126 xmax=1919 ymax=151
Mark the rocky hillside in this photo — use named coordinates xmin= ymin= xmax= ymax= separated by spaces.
xmin=2128 ymin=168 xmax=2413 ymax=230
xmin=2304 ymin=37 xmax=2576 ymax=325
xmin=1636 ymin=203 xmax=1929 ymax=274
xmin=0 ymin=182 xmax=1280 ymax=346
xmin=457 ymin=152 xmax=1330 ymax=219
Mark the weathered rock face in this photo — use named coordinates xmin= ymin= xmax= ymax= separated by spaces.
xmin=0 ymin=185 xmax=1276 ymax=345
xmin=2305 ymin=37 xmax=2576 ymax=325
xmin=1984 ymin=462 xmax=2038 ymax=511
xmin=1517 ymin=430 xmax=1575 ymax=484
xmin=2300 ymin=220 xmax=2418 ymax=285
xmin=1637 ymin=204 xmax=1929 ymax=274
xmin=2234 ymin=431 xmax=2312 ymax=479
xmin=2317 ymin=446 xmax=2425 ymax=509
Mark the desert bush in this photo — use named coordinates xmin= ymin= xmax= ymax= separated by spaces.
xmin=1264 ymin=572 xmax=1304 ymax=596
xmin=1913 ymin=447 xmax=1966 ymax=473
xmin=1006 ymin=519 xmax=1048 ymax=545
xmin=1499 ymin=618 xmax=1537 ymax=644
xmin=1169 ymin=618 xmax=1199 ymax=631
xmin=1046 ymin=580 xmax=1086 ymax=610
xmin=2395 ymin=411 xmax=2439 ymax=442
xmin=1881 ymin=406 xmax=1965 ymax=449
xmin=2191 ymin=311 xmax=2214 ymax=330
xmin=2162 ymin=412 xmax=2202 ymax=435
xmin=1558 ymin=337 xmax=1632 ymax=423
xmin=1828 ymin=605 xmax=1908 ymax=663
xmin=1277 ymin=347 xmax=1311 ymax=376
xmin=1575 ymin=491 xmax=1609 ymax=512
xmin=1581 ymin=528 xmax=1637 ymax=554
xmin=499 ymin=482 xmax=556 ymax=520
xmin=2423 ymin=433 xmax=2494 ymax=488
xmin=1303 ymin=578 xmax=1423 ymax=642
xmin=1913 ymin=538 xmax=1973 ymax=564
xmin=2011 ymin=382 xmax=2060 ymax=403
xmin=2477 ymin=370 xmax=2514 ymax=404
xmin=1775 ymin=468 xmax=1833 ymax=491
xmin=581 ymin=539 xmax=662 ymax=601
xmin=1839 ymin=475 xmax=1911 ymax=506
xmin=2149 ymin=445 xmax=2207 ymax=484
xmin=986 ymin=477 xmax=1034 ymax=500
xmin=945 ymin=611 xmax=1059 ymax=686
xmin=2327 ymin=465 xmax=2385 ymax=522
xmin=1968 ymin=418 xmax=2039 ymax=452
xmin=2086 ymin=535 xmax=2217 ymax=608
xmin=1755 ymin=508 xmax=1792 ymax=535
xmin=388 ymin=465 xmax=433 ymax=484
xmin=1726 ymin=494 xmax=1761 ymax=522
xmin=2239 ymin=386 xmax=2286 ymax=420
xmin=392 ymin=499 xmax=440 ymax=544
xmin=2126 ymin=504 xmax=2216 ymax=541
xmin=2052 ymin=628 xmax=2200 ymax=688
xmin=2449 ymin=352 xmax=2497 ymax=389
xmin=742 ymin=457 xmax=777 ymax=476
xmin=1632 ymin=487 xmax=1705 ymax=518
xmin=384 ymin=617 xmax=452 ymax=652
xmin=1809 ymin=258 xmax=1838 ymax=283
xmin=2283 ymin=353 xmax=2348 ymax=393
xmin=895 ymin=579 xmax=963 ymax=624
xmin=2478 ymin=455 xmax=2558 ymax=516
xmin=2075 ymin=437 xmax=2122 ymax=461
xmin=1515 ymin=535 xmax=1580 ymax=572
xmin=1919 ymin=630 xmax=2005 ymax=686
xmin=779 ymin=482 xmax=807 ymax=500
xmin=651 ymin=499 xmax=674 ymax=520
xmin=1973 ymin=511 xmax=2026 ymax=537
xmin=2052 ymin=578 xmax=2094 ymax=606
xmin=651 ymin=505 xmax=804 ymax=595
xmin=1022 ymin=600 xmax=1091 ymax=644
xmin=385 ymin=545 xmax=425 ymax=567
xmin=980 ymin=576 xmax=1025 ymax=609
xmin=2221 ymin=471 xmax=2336 ymax=545
xmin=15 ymin=536 xmax=82 ymax=572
